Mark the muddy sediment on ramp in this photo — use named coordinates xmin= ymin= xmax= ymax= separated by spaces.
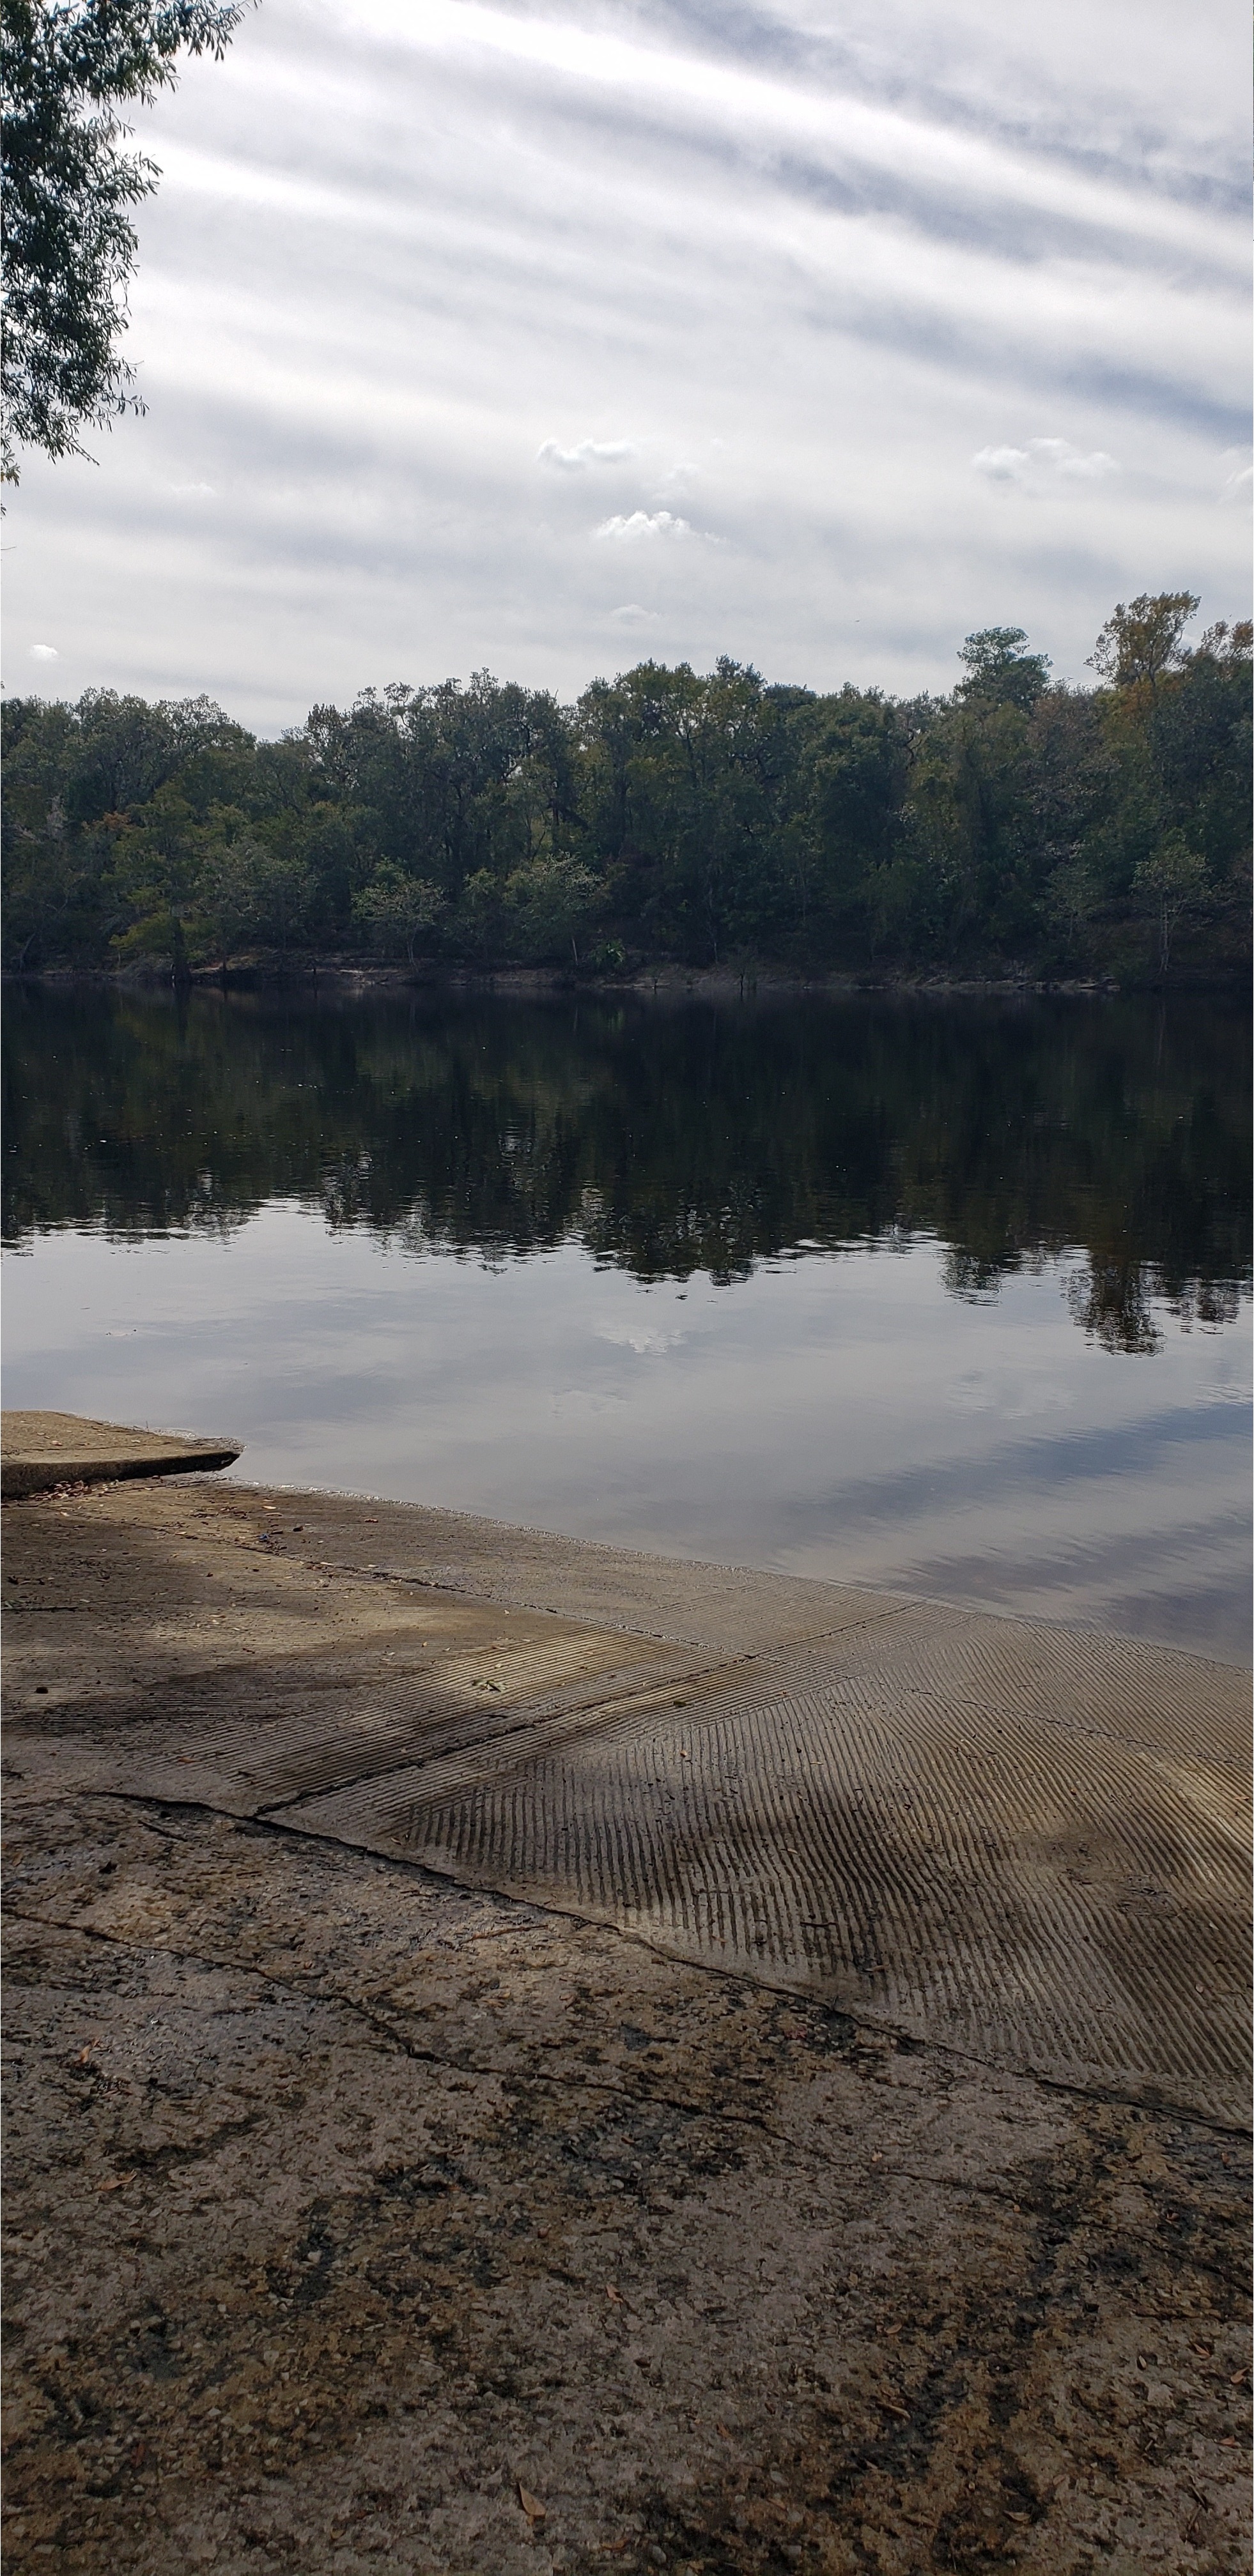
xmin=3 ymin=1471 xmax=1250 ymax=2575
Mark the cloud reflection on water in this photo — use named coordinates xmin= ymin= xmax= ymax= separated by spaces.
xmin=3 ymin=990 xmax=1248 ymax=1662
xmin=3 ymin=1215 xmax=1248 ymax=1664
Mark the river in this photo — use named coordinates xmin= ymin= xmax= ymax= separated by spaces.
xmin=4 ymin=983 xmax=1249 ymax=1660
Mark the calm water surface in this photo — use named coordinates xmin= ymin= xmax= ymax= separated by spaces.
xmin=4 ymin=986 xmax=1250 ymax=1661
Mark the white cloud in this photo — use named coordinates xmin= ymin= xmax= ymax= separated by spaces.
xmin=28 ymin=643 xmax=59 ymax=661
xmin=971 ymin=445 xmax=1030 ymax=482
xmin=1 ymin=0 xmax=1248 ymax=723
xmin=538 ymin=439 xmax=635 ymax=470
xmin=1031 ymin=438 xmax=1120 ymax=479
xmin=594 ymin=510 xmax=692 ymax=542
xmin=972 ymin=436 xmax=1120 ymax=486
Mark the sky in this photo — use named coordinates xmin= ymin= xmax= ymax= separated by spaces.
xmin=6 ymin=0 xmax=1251 ymax=732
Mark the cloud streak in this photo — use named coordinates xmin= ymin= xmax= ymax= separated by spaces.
xmin=2 ymin=0 xmax=1248 ymax=727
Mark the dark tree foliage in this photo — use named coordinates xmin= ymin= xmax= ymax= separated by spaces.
xmin=3 ymin=601 xmax=1250 ymax=981
xmin=1 ymin=0 xmax=245 ymax=475
xmin=956 ymin=626 xmax=1052 ymax=710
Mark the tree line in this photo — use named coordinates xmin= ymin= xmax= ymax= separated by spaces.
xmin=3 ymin=593 xmax=1249 ymax=981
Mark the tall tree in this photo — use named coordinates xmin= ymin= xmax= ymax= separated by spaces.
xmin=2 ymin=0 xmax=247 ymax=477
xmin=956 ymin=627 xmax=1051 ymax=712
xmin=1087 ymin=592 xmax=1198 ymax=694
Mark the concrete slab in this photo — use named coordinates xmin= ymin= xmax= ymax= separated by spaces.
xmin=57 ymin=1616 xmax=724 ymax=1816
xmin=228 ymin=1484 xmax=915 ymax=1650
xmin=1 ymin=1409 xmax=241 ymax=1499
xmin=5 ymin=1791 xmax=1249 ymax=2576
xmin=2 ymin=1471 xmax=1250 ymax=2575
xmin=3 ymin=1471 xmax=1248 ymax=2127
xmin=283 ymin=1607 xmax=1250 ymax=2127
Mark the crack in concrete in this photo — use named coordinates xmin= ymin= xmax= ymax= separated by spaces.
xmin=7 ymin=1897 xmax=1245 ymax=2289
xmin=326 ymin=1556 xmax=920 ymax=1648
xmin=49 ymin=1780 xmax=1250 ymax=2144
xmin=5 ymin=1478 xmax=1249 ymax=2576
xmin=3 ymin=1897 xmax=898 ymax=2173
xmin=247 ymin=1662 xmax=767 ymax=1820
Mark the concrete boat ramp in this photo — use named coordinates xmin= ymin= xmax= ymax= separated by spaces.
xmin=2 ymin=1420 xmax=1250 ymax=2575
xmin=1 ymin=1407 xmax=242 ymax=1499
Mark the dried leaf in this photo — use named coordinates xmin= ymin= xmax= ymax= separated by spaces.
xmin=518 ymin=2485 xmax=546 ymax=2524
xmin=98 ymin=2171 xmax=137 ymax=2193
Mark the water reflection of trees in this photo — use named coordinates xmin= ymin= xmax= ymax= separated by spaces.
xmin=3 ymin=988 xmax=1248 ymax=1348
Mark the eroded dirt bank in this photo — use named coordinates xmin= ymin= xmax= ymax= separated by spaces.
xmin=2 ymin=1475 xmax=1250 ymax=2575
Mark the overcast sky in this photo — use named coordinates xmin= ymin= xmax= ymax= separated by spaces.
xmin=8 ymin=0 xmax=1251 ymax=732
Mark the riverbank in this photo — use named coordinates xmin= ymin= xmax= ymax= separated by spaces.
xmin=4 ymin=957 xmax=1228 ymax=999
xmin=3 ymin=1459 xmax=1250 ymax=2575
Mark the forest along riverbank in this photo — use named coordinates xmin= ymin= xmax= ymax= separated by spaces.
xmin=4 ymin=608 xmax=1251 ymax=989
xmin=3 ymin=1464 xmax=1250 ymax=2576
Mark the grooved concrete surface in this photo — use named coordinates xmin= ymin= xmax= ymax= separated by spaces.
xmin=284 ymin=1600 xmax=1247 ymax=2126
xmin=13 ymin=1477 xmax=1248 ymax=2127
xmin=3 ymin=1473 xmax=1250 ymax=2576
